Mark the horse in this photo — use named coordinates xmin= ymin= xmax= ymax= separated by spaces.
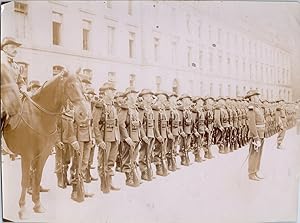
xmin=2 ymin=70 xmax=88 ymax=219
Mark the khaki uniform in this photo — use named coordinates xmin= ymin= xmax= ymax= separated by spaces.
xmin=153 ymin=104 xmax=169 ymax=175
xmin=214 ymin=104 xmax=230 ymax=153
xmin=276 ymin=105 xmax=287 ymax=148
xmin=93 ymin=100 xmax=120 ymax=192
xmin=119 ymin=105 xmax=142 ymax=186
xmin=55 ymin=108 xmax=76 ymax=188
xmin=138 ymin=105 xmax=155 ymax=180
xmin=166 ymin=106 xmax=181 ymax=170
xmin=192 ymin=107 xmax=207 ymax=162
xmin=178 ymin=107 xmax=193 ymax=166
xmin=247 ymin=102 xmax=265 ymax=175
xmin=203 ymin=104 xmax=214 ymax=159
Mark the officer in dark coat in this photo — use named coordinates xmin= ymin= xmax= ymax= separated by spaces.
xmin=245 ymin=90 xmax=265 ymax=181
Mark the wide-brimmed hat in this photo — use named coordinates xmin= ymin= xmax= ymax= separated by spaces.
xmin=244 ymin=89 xmax=260 ymax=99
xmin=114 ymin=91 xmax=124 ymax=99
xmin=99 ymin=82 xmax=116 ymax=92
xmin=123 ymin=87 xmax=139 ymax=97
xmin=1 ymin=37 xmax=22 ymax=49
xmin=27 ymin=80 xmax=41 ymax=91
xmin=155 ymin=91 xmax=169 ymax=99
xmin=168 ymin=92 xmax=178 ymax=98
xmin=86 ymin=87 xmax=96 ymax=95
xmin=139 ymin=89 xmax=154 ymax=97
xmin=178 ymin=94 xmax=191 ymax=100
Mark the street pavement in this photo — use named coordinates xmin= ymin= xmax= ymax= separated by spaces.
xmin=2 ymin=128 xmax=300 ymax=223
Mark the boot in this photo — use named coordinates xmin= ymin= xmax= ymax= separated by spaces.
xmin=63 ymin=165 xmax=69 ymax=186
xmin=84 ymin=169 xmax=92 ymax=183
xmin=147 ymin=166 xmax=153 ymax=181
xmin=169 ymin=157 xmax=176 ymax=171
xmin=132 ymin=168 xmax=141 ymax=186
xmin=161 ymin=160 xmax=169 ymax=176
xmin=100 ymin=175 xmax=110 ymax=194
xmin=125 ymin=172 xmax=139 ymax=187
xmin=167 ymin=158 xmax=172 ymax=171
xmin=219 ymin=144 xmax=225 ymax=154
xmin=224 ymin=145 xmax=229 ymax=153
xmin=141 ymin=170 xmax=149 ymax=181
xmin=180 ymin=156 xmax=189 ymax=166
xmin=156 ymin=164 xmax=164 ymax=176
xmin=57 ymin=173 xmax=66 ymax=189
xmin=194 ymin=153 xmax=201 ymax=163
xmin=108 ymin=175 xmax=120 ymax=191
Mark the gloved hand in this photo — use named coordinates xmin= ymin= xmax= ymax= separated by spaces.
xmin=71 ymin=141 xmax=80 ymax=151
xmin=194 ymin=132 xmax=200 ymax=138
xmin=168 ymin=133 xmax=174 ymax=141
xmin=98 ymin=140 xmax=106 ymax=150
xmin=55 ymin=142 xmax=64 ymax=150
xmin=156 ymin=136 xmax=163 ymax=143
xmin=180 ymin=132 xmax=187 ymax=138
xmin=142 ymin=136 xmax=150 ymax=144
xmin=125 ymin=137 xmax=135 ymax=148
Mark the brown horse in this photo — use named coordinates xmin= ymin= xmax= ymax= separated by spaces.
xmin=2 ymin=70 xmax=88 ymax=219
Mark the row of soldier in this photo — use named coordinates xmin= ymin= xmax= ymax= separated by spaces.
xmin=49 ymin=73 xmax=297 ymax=202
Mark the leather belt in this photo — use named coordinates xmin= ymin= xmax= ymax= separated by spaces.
xmin=256 ymin=124 xmax=265 ymax=128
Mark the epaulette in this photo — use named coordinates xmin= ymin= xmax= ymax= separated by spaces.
xmin=95 ymin=100 xmax=104 ymax=109
xmin=151 ymin=104 xmax=160 ymax=111
xmin=248 ymin=105 xmax=254 ymax=110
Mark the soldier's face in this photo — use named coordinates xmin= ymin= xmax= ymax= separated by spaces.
xmin=143 ymin=94 xmax=153 ymax=104
xmin=182 ymin=98 xmax=191 ymax=107
xmin=169 ymin=96 xmax=177 ymax=105
xmin=127 ymin=93 xmax=137 ymax=104
xmin=4 ymin=44 xmax=18 ymax=57
xmin=196 ymin=100 xmax=204 ymax=108
xmin=104 ymin=89 xmax=115 ymax=101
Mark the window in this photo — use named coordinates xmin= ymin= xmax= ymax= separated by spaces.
xmin=172 ymin=79 xmax=179 ymax=95
xmin=108 ymin=72 xmax=116 ymax=88
xmin=227 ymin=84 xmax=231 ymax=97
xmin=15 ymin=6 xmax=27 ymax=39
xmin=129 ymin=32 xmax=135 ymax=58
xmin=129 ymin=74 xmax=136 ymax=87
xmin=209 ymin=52 xmax=213 ymax=71
xmin=200 ymin=81 xmax=203 ymax=95
xmin=198 ymin=22 xmax=202 ymax=39
xmin=52 ymin=12 xmax=62 ymax=45
xmin=108 ymin=26 xmax=115 ymax=55
xmin=187 ymin=47 xmax=192 ymax=67
xmin=106 ymin=0 xmax=112 ymax=8
xmin=186 ymin=14 xmax=191 ymax=33
xmin=199 ymin=50 xmax=203 ymax=68
xmin=219 ymin=84 xmax=223 ymax=97
xmin=218 ymin=55 xmax=222 ymax=71
xmin=156 ymin=76 xmax=161 ymax=91
xmin=171 ymin=41 xmax=177 ymax=65
xmin=208 ymin=25 xmax=212 ymax=41
xmin=217 ymin=28 xmax=221 ymax=44
xmin=154 ymin=37 xmax=159 ymax=62
xmin=53 ymin=22 xmax=61 ymax=45
xmin=209 ymin=83 xmax=213 ymax=96
xmin=128 ymin=0 xmax=133 ymax=15
xmin=235 ymin=85 xmax=239 ymax=97
xmin=82 ymin=20 xmax=91 ymax=51
xmin=14 ymin=1 xmax=28 ymax=14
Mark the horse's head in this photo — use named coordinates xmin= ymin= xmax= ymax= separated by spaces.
xmin=62 ymin=71 xmax=89 ymax=122
xmin=31 ymin=69 xmax=88 ymax=121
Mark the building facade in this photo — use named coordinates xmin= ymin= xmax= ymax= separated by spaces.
xmin=1 ymin=1 xmax=293 ymax=100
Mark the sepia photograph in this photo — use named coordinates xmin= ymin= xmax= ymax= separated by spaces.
xmin=1 ymin=0 xmax=300 ymax=222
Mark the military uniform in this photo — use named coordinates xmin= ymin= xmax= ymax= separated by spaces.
xmin=153 ymin=91 xmax=170 ymax=176
xmin=275 ymin=100 xmax=287 ymax=149
xmin=166 ymin=92 xmax=181 ymax=171
xmin=93 ymin=82 xmax=120 ymax=193
xmin=178 ymin=94 xmax=193 ymax=166
xmin=138 ymin=89 xmax=156 ymax=180
xmin=119 ymin=87 xmax=142 ymax=187
xmin=214 ymin=97 xmax=230 ymax=154
xmin=203 ymin=96 xmax=215 ymax=159
xmin=55 ymin=104 xmax=76 ymax=188
xmin=245 ymin=90 xmax=265 ymax=181
xmin=192 ymin=97 xmax=207 ymax=162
